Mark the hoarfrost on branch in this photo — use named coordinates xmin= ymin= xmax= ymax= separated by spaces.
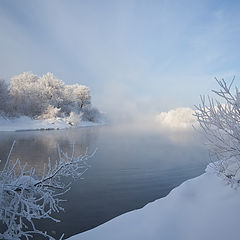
xmin=194 ymin=78 xmax=240 ymax=185
xmin=0 ymin=141 xmax=95 ymax=239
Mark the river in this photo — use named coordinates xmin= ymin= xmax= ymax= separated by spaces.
xmin=0 ymin=124 xmax=208 ymax=239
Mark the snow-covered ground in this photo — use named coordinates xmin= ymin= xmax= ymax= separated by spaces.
xmin=0 ymin=116 xmax=102 ymax=132
xmin=67 ymin=164 xmax=240 ymax=240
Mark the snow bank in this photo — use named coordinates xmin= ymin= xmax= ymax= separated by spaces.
xmin=0 ymin=116 xmax=102 ymax=132
xmin=67 ymin=166 xmax=240 ymax=240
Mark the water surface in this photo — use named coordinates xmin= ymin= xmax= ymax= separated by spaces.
xmin=0 ymin=125 xmax=208 ymax=239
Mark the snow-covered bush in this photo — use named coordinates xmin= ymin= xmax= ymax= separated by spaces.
xmin=0 ymin=142 xmax=95 ymax=239
xmin=67 ymin=111 xmax=82 ymax=126
xmin=40 ymin=105 xmax=62 ymax=120
xmin=194 ymin=78 xmax=240 ymax=185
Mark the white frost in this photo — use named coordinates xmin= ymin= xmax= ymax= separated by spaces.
xmin=0 ymin=142 xmax=94 ymax=239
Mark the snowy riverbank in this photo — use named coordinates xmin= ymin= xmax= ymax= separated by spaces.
xmin=67 ymin=164 xmax=240 ymax=240
xmin=0 ymin=116 xmax=103 ymax=132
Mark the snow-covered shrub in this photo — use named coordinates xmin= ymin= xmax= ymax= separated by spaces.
xmin=40 ymin=105 xmax=62 ymax=120
xmin=0 ymin=142 xmax=95 ymax=240
xmin=194 ymin=78 xmax=240 ymax=185
xmin=67 ymin=111 xmax=82 ymax=126
xmin=207 ymin=157 xmax=240 ymax=187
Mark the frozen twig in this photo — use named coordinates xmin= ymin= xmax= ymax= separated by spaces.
xmin=0 ymin=143 xmax=95 ymax=239
xmin=194 ymin=77 xmax=240 ymax=186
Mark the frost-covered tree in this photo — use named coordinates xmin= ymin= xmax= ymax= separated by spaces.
xmin=62 ymin=84 xmax=91 ymax=114
xmin=10 ymin=72 xmax=40 ymax=117
xmin=7 ymin=72 xmax=97 ymax=121
xmin=0 ymin=79 xmax=10 ymax=116
xmin=40 ymin=105 xmax=62 ymax=120
xmin=10 ymin=72 xmax=64 ymax=118
xmin=194 ymin=78 xmax=240 ymax=185
xmin=0 ymin=142 xmax=95 ymax=239
xmin=38 ymin=73 xmax=65 ymax=110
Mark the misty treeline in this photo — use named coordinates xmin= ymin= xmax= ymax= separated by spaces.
xmin=0 ymin=72 xmax=101 ymax=122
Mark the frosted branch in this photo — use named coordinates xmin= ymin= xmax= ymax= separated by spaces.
xmin=0 ymin=143 xmax=95 ymax=239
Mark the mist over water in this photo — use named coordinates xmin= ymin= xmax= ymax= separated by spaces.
xmin=0 ymin=123 xmax=208 ymax=239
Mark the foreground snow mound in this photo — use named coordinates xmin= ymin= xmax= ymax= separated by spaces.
xmin=68 ymin=166 xmax=240 ymax=240
xmin=0 ymin=116 xmax=103 ymax=132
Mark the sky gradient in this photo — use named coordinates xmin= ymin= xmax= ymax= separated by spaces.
xmin=1 ymin=0 xmax=240 ymax=117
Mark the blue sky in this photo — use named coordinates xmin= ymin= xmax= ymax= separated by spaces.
xmin=1 ymin=0 xmax=240 ymax=116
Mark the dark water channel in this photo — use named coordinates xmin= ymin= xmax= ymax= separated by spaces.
xmin=0 ymin=125 xmax=208 ymax=239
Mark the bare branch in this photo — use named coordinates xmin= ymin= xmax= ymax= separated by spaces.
xmin=195 ymin=77 xmax=240 ymax=187
xmin=0 ymin=143 xmax=95 ymax=239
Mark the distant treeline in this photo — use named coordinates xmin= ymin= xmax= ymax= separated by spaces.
xmin=0 ymin=72 xmax=101 ymax=122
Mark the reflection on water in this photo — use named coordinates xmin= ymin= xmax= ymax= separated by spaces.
xmin=0 ymin=125 xmax=208 ymax=239
xmin=0 ymin=128 xmax=99 ymax=174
